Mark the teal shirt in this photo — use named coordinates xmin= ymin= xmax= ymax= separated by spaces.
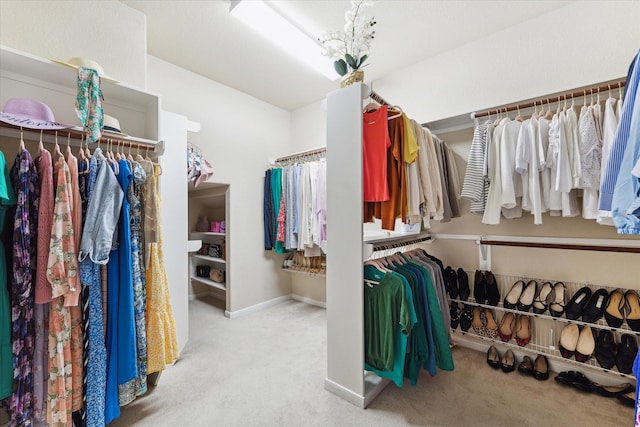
xmin=0 ymin=150 xmax=17 ymax=399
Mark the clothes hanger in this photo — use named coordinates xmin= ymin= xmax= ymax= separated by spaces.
xmin=54 ymin=131 xmax=62 ymax=159
xmin=515 ymin=105 xmax=523 ymax=122
xmin=18 ymin=127 xmax=25 ymax=151
xmin=387 ymin=105 xmax=403 ymax=120
xmin=363 ymin=259 xmax=391 ymax=273
xmin=362 ymin=99 xmax=381 ymax=113
xmin=78 ymin=134 xmax=86 ymax=161
xmin=38 ymin=130 xmax=44 ymax=155
xmin=618 ymin=82 xmax=623 ymax=101
xmin=65 ymin=131 xmax=73 ymax=157
xmin=590 ymin=88 xmax=595 ymax=107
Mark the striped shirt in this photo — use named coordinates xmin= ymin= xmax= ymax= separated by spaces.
xmin=599 ymin=49 xmax=640 ymax=211
xmin=461 ymin=121 xmax=491 ymax=214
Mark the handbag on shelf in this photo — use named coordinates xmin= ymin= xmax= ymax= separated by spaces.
xmin=195 ymin=265 xmax=211 ymax=278
xmin=209 ymin=268 xmax=225 ymax=283
xmin=196 ymin=216 xmax=210 ymax=232
xmin=208 ymin=244 xmax=222 ymax=259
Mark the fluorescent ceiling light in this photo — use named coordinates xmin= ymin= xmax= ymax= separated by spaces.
xmin=230 ymin=0 xmax=338 ymax=80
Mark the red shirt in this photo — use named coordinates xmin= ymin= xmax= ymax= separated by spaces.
xmin=363 ymin=106 xmax=391 ymax=201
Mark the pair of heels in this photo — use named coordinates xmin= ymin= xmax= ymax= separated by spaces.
xmin=473 ymin=270 xmax=499 ymax=306
xmin=497 ymin=312 xmax=531 ymax=347
xmin=503 ymin=280 xmax=538 ymax=312
xmin=558 ymin=324 xmax=595 ymax=362
xmin=445 ymin=267 xmax=470 ymax=301
xmin=486 ymin=345 xmax=515 ymax=373
xmin=471 ymin=307 xmax=498 ymax=339
xmin=517 ymin=354 xmax=549 ymax=380
xmin=595 ymin=331 xmax=638 ymax=374
xmin=604 ymin=288 xmax=640 ymax=330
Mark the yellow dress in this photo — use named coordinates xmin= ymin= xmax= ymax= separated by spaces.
xmin=145 ymin=164 xmax=179 ymax=374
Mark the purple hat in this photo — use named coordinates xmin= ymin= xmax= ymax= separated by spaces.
xmin=0 ymin=98 xmax=73 ymax=130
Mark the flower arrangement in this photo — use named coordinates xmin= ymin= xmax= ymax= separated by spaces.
xmin=319 ymin=0 xmax=377 ymax=77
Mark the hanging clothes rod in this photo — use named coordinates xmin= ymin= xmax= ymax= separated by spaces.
xmin=371 ymin=234 xmax=432 ymax=252
xmin=274 ymin=146 xmax=326 ymax=164
xmin=0 ymin=121 xmax=162 ymax=153
xmin=470 ymin=78 xmax=627 ymax=119
xmin=368 ymin=90 xmax=392 ymax=107
xmin=477 ymin=236 xmax=640 ymax=254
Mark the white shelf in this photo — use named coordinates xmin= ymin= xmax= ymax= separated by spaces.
xmin=192 ymin=254 xmax=226 ymax=263
xmin=190 ymin=276 xmax=226 ymax=291
xmin=190 ymin=232 xmax=225 ymax=238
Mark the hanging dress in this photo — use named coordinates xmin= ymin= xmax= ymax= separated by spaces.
xmin=146 ymin=163 xmax=179 ymax=374
xmin=7 ymin=148 xmax=39 ymax=427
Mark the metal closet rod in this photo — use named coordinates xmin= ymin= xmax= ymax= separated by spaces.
xmin=470 ymin=78 xmax=627 ymax=119
xmin=369 ymin=90 xmax=392 ymax=107
xmin=478 ymin=238 xmax=640 ymax=254
xmin=274 ymin=146 xmax=326 ymax=163
xmin=371 ymin=235 xmax=432 ymax=252
xmin=0 ymin=121 xmax=159 ymax=151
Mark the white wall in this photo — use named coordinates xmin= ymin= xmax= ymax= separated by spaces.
xmin=146 ymin=55 xmax=293 ymax=313
xmin=372 ymin=0 xmax=640 ymax=124
xmin=0 ymin=0 xmax=147 ymax=89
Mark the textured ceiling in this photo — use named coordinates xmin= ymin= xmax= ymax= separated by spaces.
xmin=121 ymin=0 xmax=572 ymax=111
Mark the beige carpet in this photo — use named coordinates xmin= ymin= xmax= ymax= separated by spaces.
xmin=107 ymin=297 xmax=633 ymax=427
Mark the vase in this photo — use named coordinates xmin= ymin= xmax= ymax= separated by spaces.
xmin=340 ymin=69 xmax=364 ymax=88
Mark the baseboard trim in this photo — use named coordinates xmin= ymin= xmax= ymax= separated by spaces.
xmin=224 ymin=295 xmax=291 ymax=319
xmin=291 ymin=294 xmax=326 ymax=308
xmin=324 ymin=378 xmax=366 ymax=408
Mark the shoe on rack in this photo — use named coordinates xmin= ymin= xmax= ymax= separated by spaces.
xmin=574 ymin=326 xmax=596 ymax=363
xmin=472 ymin=306 xmax=486 ymax=336
xmin=532 ymin=281 xmax=554 ymax=315
xmin=559 ymin=323 xmax=580 ymax=359
xmin=533 ymin=355 xmax=549 ymax=380
xmin=565 ymin=286 xmax=592 ymax=320
xmin=515 ymin=315 xmax=532 ymax=347
xmin=484 ymin=309 xmax=498 ymax=340
xmin=497 ymin=312 xmax=516 ymax=342
xmin=500 ymin=349 xmax=515 ymax=373
xmin=444 ymin=266 xmax=458 ymax=299
xmin=548 ymin=282 xmax=566 ymax=318
xmin=590 ymin=381 xmax=634 ymax=398
xmin=517 ymin=355 xmax=534 ymax=375
xmin=457 ymin=268 xmax=470 ymax=301
xmin=604 ymin=288 xmax=625 ymax=328
xmin=617 ymin=391 xmax=636 ymax=408
xmin=450 ymin=303 xmax=461 ymax=330
xmin=624 ymin=290 xmax=640 ymax=332
xmin=484 ymin=271 xmax=500 ymax=306
xmin=581 ymin=288 xmax=610 ymax=323
xmin=594 ymin=329 xmax=617 ymax=370
xmin=486 ymin=345 xmax=501 ymax=369
xmin=459 ymin=305 xmax=474 ymax=332
xmin=504 ymin=280 xmax=525 ymax=309
xmin=517 ymin=280 xmax=538 ymax=312
xmin=616 ymin=334 xmax=638 ymax=374
xmin=473 ymin=270 xmax=486 ymax=304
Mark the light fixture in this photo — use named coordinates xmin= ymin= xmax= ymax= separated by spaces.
xmin=229 ymin=0 xmax=338 ymax=80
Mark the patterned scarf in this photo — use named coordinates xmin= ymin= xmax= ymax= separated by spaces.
xmin=75 ymin=67 xmax=104 ymax=143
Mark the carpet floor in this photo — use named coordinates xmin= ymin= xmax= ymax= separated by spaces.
xmin=109 ymin=297 xmax=633 ymax=427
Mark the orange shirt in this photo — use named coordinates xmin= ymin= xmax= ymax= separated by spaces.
xmin=363 ymin=106 xmax=391 ymax=202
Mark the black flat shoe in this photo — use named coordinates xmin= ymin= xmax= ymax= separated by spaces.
xmin=459 ymin=305 xmax=473 ymax=332
xmin=484 ymin=271 xmax=500 ymax=306
xmin=500 ymin=349 xmax=515 ymax=373
xmin=604 ymin=288 xmax=625 ymax=328
xmin=548 ymin=282 xmax=566 ymax=318
xmin=450 ymin=303 xmax=460 ymax=330
xmin=473 ymin=270 xmax=486 ymax=304
xmin=581 ymin=288 xmax=609 ymax=323
xmin=617 ymin=391 xmax=636 ymax=408
xmin=590 ymin=381 xmax=634 ymax=397
xmin=595 ymin=329 xmax=616 ymax=370
xmin=504 ymin=280 xmax=525 ymax=310
xmin=517 ymin=280 xmax=537 ymax=312
xmin=518 ymin=355 xmax=534 ymax=375
xmin=616 ymin=334 xmax=638 ymax=374
xmin=533 ymin=355 xmax=549 ymax=380
xmin=486 ymin=345 xmax=501 ymax=369
xmin=554 ymin=371 xmax=593 ymax=392
xmin=624 ymin=290 xmax=640 ymax=332
xmin=532 ymin=281 xmax=553 ymax=315
xmin=457 ymin=268 xmax=470 ymax=301
xmin=565 ymin=287 xmax=592 ymax=320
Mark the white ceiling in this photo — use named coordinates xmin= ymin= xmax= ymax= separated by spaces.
xmin=121 ymin=0 xmax=572 ymax=111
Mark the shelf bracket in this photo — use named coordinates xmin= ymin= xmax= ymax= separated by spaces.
xmin=477 ymin=240 xmax=491 ymax=271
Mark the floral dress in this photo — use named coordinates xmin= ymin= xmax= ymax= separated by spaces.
xmin=46 ymin=156 xmax=79 ymax=426
xmin=118 ymin=161 xmax=148 ymax=405
xmin=7 ymin=149 xmax=39 ymax=427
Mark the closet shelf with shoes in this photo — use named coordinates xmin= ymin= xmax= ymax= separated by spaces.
xmin=448 ymin=271 xmax=639 ymax=381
